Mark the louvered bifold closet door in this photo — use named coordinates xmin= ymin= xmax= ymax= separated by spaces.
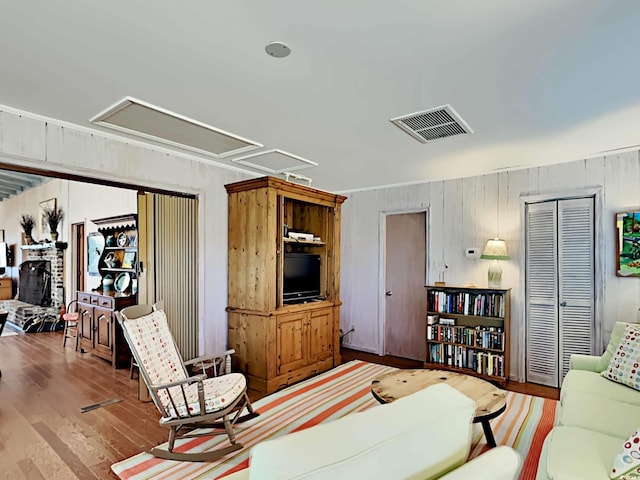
xmin=526 ymin=202 xmax=559 ymax=387
xmin=558 ymin=197 xmax=594 ymax=381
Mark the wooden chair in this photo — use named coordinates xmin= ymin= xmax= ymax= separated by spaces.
xmin=61 ymin=300 xmax=80 ymax=350
xmin=116 ymin=303 xmax=258 ymax=462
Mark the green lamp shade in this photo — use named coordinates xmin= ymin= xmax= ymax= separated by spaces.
xmin=480 ymin=238 xmax=509 ymax=260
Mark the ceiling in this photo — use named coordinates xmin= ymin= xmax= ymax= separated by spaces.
xmin=0 ymin=170 xmax=48 ymax=201
xmin=1 ymin=1 xmax=640 ymax=192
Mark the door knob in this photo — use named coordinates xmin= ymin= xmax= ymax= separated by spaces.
xmin=385 ymin=291 xmax=393 ymax=296
xmin=560 ymin=301 xmax=567 ymax=307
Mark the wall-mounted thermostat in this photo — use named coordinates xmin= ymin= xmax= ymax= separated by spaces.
xmin=465 ymin=247 xmax=480 ymax=258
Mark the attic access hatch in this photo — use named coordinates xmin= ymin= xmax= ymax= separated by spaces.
xmin=390 ymin=105 xmax=473 ymax=143
xmin=90 ymin=97 xmax=262 ymax=158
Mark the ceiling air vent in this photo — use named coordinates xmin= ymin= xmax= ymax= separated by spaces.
xmin=390 ymin=105 xmax=473 ymax=144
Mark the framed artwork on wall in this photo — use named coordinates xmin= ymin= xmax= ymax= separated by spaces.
xmin=616 ymin=211 xmax=640 ymax=277
xmin=87 ymin=232 xmax=105 ymax=276
xmin=39 ymin=197 xmax=56 ymax=239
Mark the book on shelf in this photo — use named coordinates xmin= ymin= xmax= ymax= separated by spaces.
xmin=427 ymin=343 xmax=505 ymax=377
xmin=428 ymin=289 xmax=505 ymax=318
xmin=426 ymin=324 xmax=504 ymax=350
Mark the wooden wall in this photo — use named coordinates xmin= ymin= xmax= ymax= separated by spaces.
xmin=0 ymin=107 xmax=254 ymax=356
xmin=341 ymin=152 xmax=640 ymax=381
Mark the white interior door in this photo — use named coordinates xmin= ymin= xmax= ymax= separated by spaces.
xmin=525 ymin=197 xmax=595 ymax=387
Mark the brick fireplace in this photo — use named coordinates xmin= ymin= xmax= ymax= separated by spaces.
xmin=0 ymin=242 xmax=66 ymax=328
xmin=21 ymin=242 xmax=66 ymax=307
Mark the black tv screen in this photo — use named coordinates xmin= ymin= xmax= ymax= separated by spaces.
xmin=283 ymin=253 xmax=321 ymax=303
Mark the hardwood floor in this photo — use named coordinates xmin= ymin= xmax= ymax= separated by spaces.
xmin=0 ymin=328 xmax=559 ymax=479
xmin=0 ymin=327 xmax=165 ymax=480
xmin=341 ymin=347 xmax=560 ymax=400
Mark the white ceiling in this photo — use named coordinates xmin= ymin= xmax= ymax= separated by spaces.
xmin=1 ymin=0 xmax=640 ymax=192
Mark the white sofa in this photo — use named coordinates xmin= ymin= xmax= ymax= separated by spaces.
xmin=225 ymin=383 xmax=520 ymax=480
xmin=536 ymin=322 xmax=640 ymax=479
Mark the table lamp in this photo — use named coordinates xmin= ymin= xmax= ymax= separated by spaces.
xmin=481 ymin=238 xmax=509 ymax=288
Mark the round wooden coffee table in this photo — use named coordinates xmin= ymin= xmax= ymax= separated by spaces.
xmin=371 ymin=369 xmax=507 ymax=448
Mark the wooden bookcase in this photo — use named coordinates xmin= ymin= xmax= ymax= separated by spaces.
xmin=425 ymin=285 xmax=510 ymax=386
xmin=225 ymin=177 xmax=346 ymax=394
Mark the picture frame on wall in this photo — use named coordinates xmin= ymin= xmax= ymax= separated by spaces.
xmin=87 ymin=232 xmax=105 ymax=276
xmin=616 ymin=211 xmax=640 ymax=277
xmin=39 ymin=197 xmax=56 ymax=239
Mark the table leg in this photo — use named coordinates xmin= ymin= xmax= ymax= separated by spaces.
xmin=481 ymin=419 xmax=497 ymax=448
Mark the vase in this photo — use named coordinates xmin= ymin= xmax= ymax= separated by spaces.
xmin=51 ymin=232 xmax=58 ymax=241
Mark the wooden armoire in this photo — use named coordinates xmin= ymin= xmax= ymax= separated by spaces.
xmin=225 ymin=177 xmax=346 ymax=394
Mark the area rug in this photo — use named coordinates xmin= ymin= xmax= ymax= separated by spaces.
xmin=112 ymin=360 xmax=558 ymax=480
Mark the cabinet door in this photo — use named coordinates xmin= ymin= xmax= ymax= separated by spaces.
xmin=93 ymin=307 xmax=113 ymax=358
xmin=307 ymin=308 xmax=333 ymax=363
xmin=79 ymin=303 xmax=93 ymax=342
xmin=276 ymin=312 xmax=307 ymax=374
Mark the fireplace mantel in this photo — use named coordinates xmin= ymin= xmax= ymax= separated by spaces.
xmin=21 ymin=242 xmax=68 ymax=251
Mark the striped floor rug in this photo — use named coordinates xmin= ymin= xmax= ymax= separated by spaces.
xmin=112 ymin=360 xmax=558 ymax=480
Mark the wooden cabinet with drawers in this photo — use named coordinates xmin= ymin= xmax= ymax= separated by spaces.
xmin=0 ymin=277 xmax=12 ymax=300
xmin=77 ymin=291 xmax=136 ymax=368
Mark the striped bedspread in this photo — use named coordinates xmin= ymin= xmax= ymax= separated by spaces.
xmin=112 ymin=360 xmax=558 ymax=480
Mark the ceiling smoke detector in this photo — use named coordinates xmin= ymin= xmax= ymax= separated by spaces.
xmin=390 ymin=105 xmax=473 ymax=143
xmin=265 ymin=41 xmax=291 ymax=58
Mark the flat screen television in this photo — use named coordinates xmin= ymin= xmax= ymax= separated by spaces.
xmin=283 ymin=253 xmax=321 ymax=303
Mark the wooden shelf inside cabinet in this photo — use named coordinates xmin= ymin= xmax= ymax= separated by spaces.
xmin=283 ymin=237 xmax=326 ymax=245
xmin=425 ymin=285 xmax=511 ymax=385
xmin=92 ymin=213 xmax=139 ymax=296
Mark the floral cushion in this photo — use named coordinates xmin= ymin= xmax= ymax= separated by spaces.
xmin=602 ymin=324 xmax=640 ymax=391
xmin=611 ymin=428 xmax=640 ymax=479
xmin=122 ymin=309 xmax=186 ymax=385
xmin=162 ymin=373 xmax=246 ymax=419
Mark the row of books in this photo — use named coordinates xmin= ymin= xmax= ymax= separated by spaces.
xmin=427 ymin=325 xmax=505 ymax=350
xmin=428 ymin=290 xmax=505 ymax=318
xmin=428 ymin=343 xmax=505 ymax=377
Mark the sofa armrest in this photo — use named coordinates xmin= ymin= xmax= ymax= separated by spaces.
xmin=438 ymin=446 xmax=520 ymax=480
xmin=569 ymin=354 xmax=601 ymax=372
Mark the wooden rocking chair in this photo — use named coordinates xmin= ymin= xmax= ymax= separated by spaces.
xmin=116 ymin=304 xmax=259 ymax=462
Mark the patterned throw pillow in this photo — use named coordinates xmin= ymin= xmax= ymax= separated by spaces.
xmin=610 ymin=428 xmax=640 ymax=479
xmin=601 ymin=324 xmax=640 ymax=391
